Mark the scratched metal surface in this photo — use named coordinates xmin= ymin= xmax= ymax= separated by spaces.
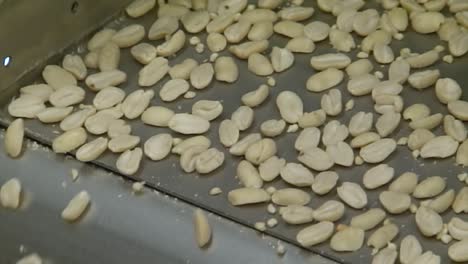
xmin=0 ymin=132 xmax=337 ymax=264
xmin=0 ymin=1 xmax=467 ymax=263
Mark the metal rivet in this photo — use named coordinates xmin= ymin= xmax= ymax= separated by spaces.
xmin=71 ymin=1 xmax=79 ymax=14
xmin=3 ymin=56 xmax=11 ymax=67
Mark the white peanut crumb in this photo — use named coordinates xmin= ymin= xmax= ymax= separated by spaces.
xmin=184 ymin=91 xmax=196 ymax=99
xmin=457 ymin=173 xmax=468 ymax=182
xmin=132 ymin=181 xmax=145 ymax=193
xmin=209 ymin=53 xmax=219 ymax=62
xmin=209 ymin=187 xmax=222 ymax=195
xmin=371 ymin=248 xmax=379 ymax=256
xmin=267 ymin=203 xmax=277 ymax=214
xmin=267 ymin=77 xmax=276 ymax=86
xmin=266 ymin=186 xmax=277 ymax=194
xmin=438 ymin=226 xmax=448 ymax=238
xmin=70 ymin=169 xmax=79 ymax=181
xmin=276 ymin=242 xmax=286 ymax=256
xmin=410 ymin=203 xmax=418 ymax=213
xmin=16 ymin=253 xmax=42 ymax=264
xmin=394 ymin=33 xmax=404 ymax=40
xmin=412 ymin=150 xmax=420 ymax=159
xmin=234 ymin=12 xmax=242 ymax=21
xmin=374 ymin=71 xmax=384 ymax=79
xmin=345 ymin=99 xmax=355 ymax=111
xmin=254 ymin=221 xmax=266 ymax=231
xmin=400 ymin=48 xmax=411 ymax=57
xmin=420 ymin=200 xmax=431 ymax=208
xmin=267 ymin=218 xmax=278 ymax=228
xmin=443 ymin=55 xmax=454 ymax=64
xmin=397 ymin=137 xmax=408 ymax=145
xmin=441 ymin=224 xmax=448 ymax=235
xmin=247 ymin=4 xmax=255 ymax=10
xmin=387 ymin=242 xmax=396 ymax=250
xmin=355 ymin=156 xmax=364 ymax=165
xmin=441 ymin=234 xmax=452 ymax=244
xmin=287 ymin=124 xmax=299 ymax=133
xmin=195 ymin=43 xmax=205 ymax=53
xmin=357 ymin=51 xmax=369 ymax=58
xmin=189 ymin=36 xmax=201 ymax=46
xmin=434 ymin=45 xmax=445 ymax=52
xmin=173 ymin=137 xmax=183 ymax=145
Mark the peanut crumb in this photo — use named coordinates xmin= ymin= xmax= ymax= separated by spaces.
xmin=254 ymin=221 xmax=266 ymax=231
xmin=345 ymin=99 xmax=355 ymax=111
xmin=189 ymin=36 xmax=201 ymax=45
xmin=443 ymin=55 xmax=454 ymax=64
xmin=357 ymin=51 xmax=369 ymax=58
xmin=267 ymin=218 xmax=278 ymax=228
xmin=209 ymin=187 xmax=222 ymax=195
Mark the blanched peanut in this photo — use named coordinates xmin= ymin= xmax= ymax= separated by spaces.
xmin=239 ymin=8 xmax=278 ymax=24
xmin=373 ymin=44 xmax=394 ymax=64
xmin=361 ymin=30 xmax=391 ymax=53
xmin=229 ymin=40 xmax=269 ymax=59
xmin=87 ymin=28 xmax=116 ymax=51
xmin=310 ymin=53 xmax=351 ymax=70
xmin=286 ymin=37 xmax=315 ymax=53
xmin=63 ymin=55 xmax=87 ymax=80
xmin=215 ymin=56 xmax=238 ymax=83
xmin=0 ymin=178 xmax=21 ymax=209
xmin=157 ymin=4 xmax=189 ymax=18
xmin=190 ymin=63 xmax=214 ymax=89
xmin=112 ymin=24 xmax=145 ymax=48
xmin=408 ymin=69 xmax=440 ymax=90
xmin=353 ymin=9 xmax=380 ymax=36
xmin=207 ymin=13 xmax=235 ymax=33
xmin=157 ymin=30 xmax=186 ymax=57
xmin=207 ymin=32 xmax=227 ymax=52
xmin=98 ymin=42 xmax=120 ymax=72
xmin=181 ymin=10 xmax=210 ymax=33
xmin=270 ymin=47 xmax=294 ymax=72
xmin=241 ymin=84 xmax=269 ymax=107
xmin=86 ymin=70 xmax=127 ymax=91
xmin=61 ymin=191 xmax=90 ymax=221
xmin=406 ymin=49 xmax=440 ymax=68
xmin=169 ymin=58 xmax=198 ymax=80
xmin=126 ymin=0 xmax=155 ymax=18
xmin=345 ymin=59 xmax=373 ymax=78
xmin=307 ymin=68 xmax=344 ymax=92
xmin=4 ymin=119 xmax=24 ymax=158
xmin=149 ymin=16 xmax=179 ymax=40
xmin=139 ymin=57 xmax=170 ymax=87
xmin=388 ymin=7 xmax=408 ymax=31
xmin=224 ymin=20 xmax=252 ymax=43
xmin=276 ymin=91 xmax=303 ymax=123
xmin=329 ymin=28 xmax=355 ymax=52
xmin=248 ymin=21 xmax=274 ymax=41
xmin=193 ymin=209 xmax=211 ymax=248
xmin=273 ymin=20 xmax=304 ymax=38
xmin=449 ymin=32 xmax=468 ymax=57
xmin=411 ymin=12 xmax=445 ymax=34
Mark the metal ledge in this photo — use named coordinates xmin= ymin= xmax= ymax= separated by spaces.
xmin=0 ymin=132 xmax=336 ymax=264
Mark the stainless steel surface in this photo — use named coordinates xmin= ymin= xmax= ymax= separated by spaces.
xmin=0 ymin=0 xmax=467 ymax=263
xmin=0 ymin=0 xmax=132 ymax=93
xmin=0 ymin=132 xmax=337 ymax=264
